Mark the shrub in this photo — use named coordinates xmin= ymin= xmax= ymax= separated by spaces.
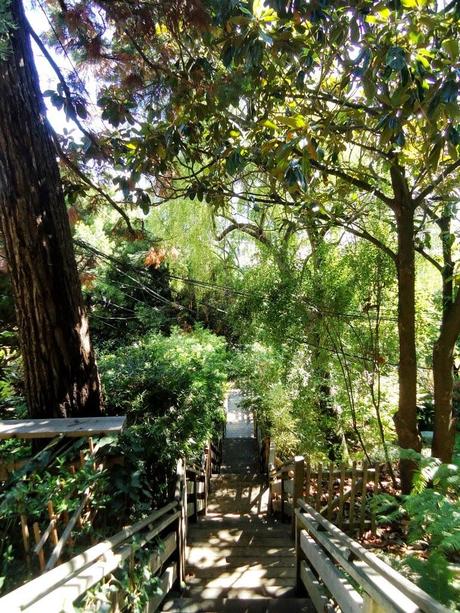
xmin=374 ymin=456 xmax=460 ymax=608
xmin=98 ymin=326 xmax=228 ymax=507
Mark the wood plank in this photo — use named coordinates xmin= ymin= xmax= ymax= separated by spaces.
xmin=0 ymin=502 xmax=179 ymax=610
xmin=349 ymin=462 xmax=357 ymax=532
xmin=146 ymin=563 xmax=178 ymax=612
xmin=300 ymin=531 xmax=363 ymax=613
xmin=22 ymin=513 xmax=180 ymax=612
xmin=337 ymin=464 xmax=346 ymax=530
xmin=298 ymin=508 xmax=417 ymax=613
xmin=297 ymin=501 xmax=449 ymax=613
xmin=305 ymin=461 xmax=311 ymax=503
xmin=0 ymin=417 xmax=126 ymax=439
xmin=315 ymin=464 xmax=323 ymax=512
xmin=371 ymin=464 xmax=380 ymax=535
xmin=300 ymin=560 xmax=331 ymax=612
xmin=359 ymin=462 xmax=369 ymax=535
xmin=327 ymin=463 xmax=334 ymax=521
xmin=150 ymin=532 xmax=177 ymax=575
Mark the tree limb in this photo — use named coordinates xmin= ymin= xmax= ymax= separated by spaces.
xmin=49 ymin=126 xmax=135 ymax=236
xmin=415 ymin=246 xmax=443 ymax=273
xmin=414 ymin=159 xmax=460 ymax=205
xmin=217 ymin=221 xmax=271 ymax=247
xmin=310 ymin=160 xmax=394 ymax=207
xmin=26 ymin=19 xmax=101 ymax=152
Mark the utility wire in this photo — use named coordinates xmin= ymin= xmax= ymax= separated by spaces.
xmin=75 ymin=239 xmax=399 ymax=322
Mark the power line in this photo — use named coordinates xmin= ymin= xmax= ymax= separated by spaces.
xmin=75 ymin=239 xmax=400 ymax=323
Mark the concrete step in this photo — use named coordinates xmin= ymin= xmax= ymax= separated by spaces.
xmin=162 ymin=596 xmax=314 ymax=612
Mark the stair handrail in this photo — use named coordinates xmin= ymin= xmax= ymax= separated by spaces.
xmin=295 ymin=499 xmax=449 ymax=613
xmin=0 ymin=438 xmax=220 ymax=613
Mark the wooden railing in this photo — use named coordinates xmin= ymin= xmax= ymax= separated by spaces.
xmin=268 ymin=444 xmax=386 ymax=537
xmin=295 ymin=499 xmax=449 ymax=613
xmin=0 ymin=434 xmax=223 ymax=612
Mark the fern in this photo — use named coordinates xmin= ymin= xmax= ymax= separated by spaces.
xmin=377 ymin=456 xmax=460 ymax=608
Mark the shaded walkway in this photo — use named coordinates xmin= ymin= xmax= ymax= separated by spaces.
xmin=163 ymin=390 xmax=312 ymax=612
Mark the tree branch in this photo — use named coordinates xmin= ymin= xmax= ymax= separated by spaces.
xmin=415 ymin=246 xmax=443 ymax=273
xmin=322 ymin=214 xmax=397 ymax=262
xmin=310 ymin=159 xmax=394 ymax=207
xmin=414 ymin=159 xmax=460 ymax=205
xmin=49 ymin=126 xmax=135 ymax=236
xmin=217 ymin=221 xmax=271 ymax=247
xmin=26 ymin=19 xmax=101 ymax=151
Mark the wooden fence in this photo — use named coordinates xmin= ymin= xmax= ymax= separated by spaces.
xmin=0 ymin=415 xmax=224 ymax=612
xmin=268 ymin=443 xmax=389 ymax=537
xmin=295 ymin=499 xmax=449 ymax=613
xmin=0 ymin=448 xmax=220 ymax=612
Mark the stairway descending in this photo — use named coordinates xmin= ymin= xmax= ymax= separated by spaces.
xmin=162 ymin=391 xmax=313 ymax=612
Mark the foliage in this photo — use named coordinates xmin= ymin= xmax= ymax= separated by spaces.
xmin=234 ymin=343 xmax=299 ymax=459
xmin=0 ymin=0 xmax=15 ymax=61
xmin=77 ymin=538 xmax=162 ymax=612
xmin=77 ymin=236 xmax=176 ymax=344
xmin=374 ymin=456 xmax=460 ymax=608
xmin=98 ymin=325 xmax=228 ymax=507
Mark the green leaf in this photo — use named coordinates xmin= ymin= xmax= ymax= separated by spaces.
xmin=428 ymin=141 xmax=443 ymax=171
xmin=442 ymin=39 xmax=459 ymax=61
xmin=386 ymin=47 xmax=406 ymax=72
xmin=225 ymin=149 xmax=245 ymax=175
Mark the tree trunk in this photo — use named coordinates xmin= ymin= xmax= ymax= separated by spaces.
xmin=431 ymin=287 xmax=460 ymax=462
xmin=391 ymin=167 xmax=421 ymax=493
xmin=305 ymin=221 xmax=343 ymax=460
xmin=0 ymin=0 xmax=103 ymax=419
xmin=430 ymin=210 xmax=458 ymax=463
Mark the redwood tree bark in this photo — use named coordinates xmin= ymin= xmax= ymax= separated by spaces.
xmin=0 ymin=0 xmax=103 ymax=418
xmin=391 ymin=167 xmax=421 ymax=493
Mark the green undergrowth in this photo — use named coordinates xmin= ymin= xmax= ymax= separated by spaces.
xmin=374 ymin=455 xmax=460 ymax=609
xmin=98 ymin=325 xmax=228 ymax=503
xmin=0 ymin=325 xmax=229 ymax=602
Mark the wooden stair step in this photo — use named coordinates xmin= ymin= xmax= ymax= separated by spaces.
xmin=188 ymin=537 xmax=292 ymax=547
xmin=186 ymin=565 xmax=296 ymax=579
xmin=189 ymin=524 xmax=290 ymax=536
xmin=185 ymin=578 xmax=295 ymax=592
xmin=185 ymin=585 xmax=298 ymax=599
xmin=162 ymin=596 xmax=314 ymax=612
xmin=187 ymin=546 xmax=295 ymax=559
xmin=186 ymin=556 xmax=295 ymax=570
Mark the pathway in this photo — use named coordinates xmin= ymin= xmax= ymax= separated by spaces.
xmin=163 ymin=390 xmax=312 ymax=612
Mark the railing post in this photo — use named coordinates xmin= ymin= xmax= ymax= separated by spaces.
xmin=295 ymin=507 xmax=302 ymax=594
xmin=267 ymin=440 xmax=276 ymax=514
xmin=292 ymin=455 xmax=305 ymax=537
xmin=175 ymin=458 xmax=187 ymax=586
xmin=192 ymin=472 xmax=198 ymax=523
xmin=281 ymin=475 xmax=285 ymax=521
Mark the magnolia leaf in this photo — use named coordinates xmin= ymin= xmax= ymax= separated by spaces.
xmin=386 ymin=46 xmax=406 ymax=72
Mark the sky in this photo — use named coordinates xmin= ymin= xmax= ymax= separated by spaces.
xmin=26 ymin=1 xmax=92 ymax=139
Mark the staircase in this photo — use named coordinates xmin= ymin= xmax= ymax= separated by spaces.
xmin=162 ymin=391 xmax=313 ymax=612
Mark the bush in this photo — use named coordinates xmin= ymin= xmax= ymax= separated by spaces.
xmin=98 ymin=326 xmax=228 ymax=508
xmin=374 ymin=456 xmax=460 ymax=609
